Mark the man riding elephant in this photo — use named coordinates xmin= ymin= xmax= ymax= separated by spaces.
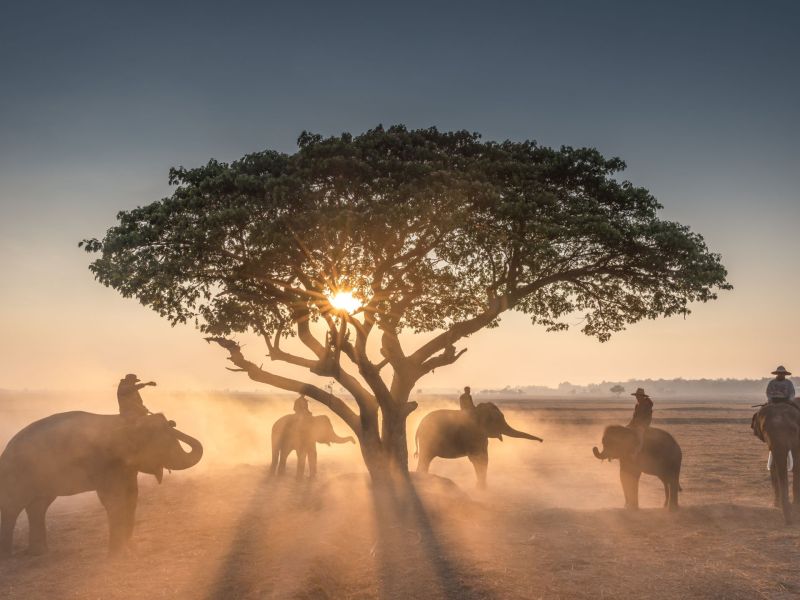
xmin=593 ymin=387 xmax=683 ymax=509
xmin=761 ymin=366 xmax=797 ymax=472
xmin=117 ymin=373 xmax=157 ymax=418
xmin=270 ymin=406 xmax=355 ymax=478
xmin=0 ymin=412 xmax=202 ymax=556
xmin=628 ymin=388 xmax=654 ymax=456
xmin=415 ymin=402 xmax=542 ymax=488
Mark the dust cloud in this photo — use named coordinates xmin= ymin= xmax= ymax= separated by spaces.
xmin=0 ymin=391 xmax=795 ymax=599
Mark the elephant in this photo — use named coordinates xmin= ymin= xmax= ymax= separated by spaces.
xmin=414 ymin=402 xmax=543 ymax=488
xmin=752 ymin=402 xmax=800 ymax=524
xmin=592 ymin=425 xmax=682 ymax=510
xmin=0 ymin=411 xmax=203 ymax=557
xmin=270 ymin=413 xmax=355 ymax=478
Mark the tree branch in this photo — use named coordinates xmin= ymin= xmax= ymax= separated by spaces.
xmin=205 ymin=336 xmax=360 ymax=433
xmin=292 ymin=313 xmax=379 ymax=414
xmin=419 ymin=345 xmax=468 ymax=375
xmin=263 ymin=329 xmax=318 ymax=369
xmin=409 ymin=265 xmax=613 ymax=364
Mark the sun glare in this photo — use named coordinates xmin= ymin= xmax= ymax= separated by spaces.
xmin=328 ymin=290 xmax=361 ymax=314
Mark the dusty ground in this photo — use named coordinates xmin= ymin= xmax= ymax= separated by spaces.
xmin=0 ymin=393 xmax=797 ymax=599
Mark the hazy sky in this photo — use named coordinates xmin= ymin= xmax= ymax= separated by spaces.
xmin=1 ymin=1 xmax=798 ymax=393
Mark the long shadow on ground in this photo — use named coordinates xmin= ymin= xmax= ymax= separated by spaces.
xmin=369 ymin=474 xmax=495 ymax=600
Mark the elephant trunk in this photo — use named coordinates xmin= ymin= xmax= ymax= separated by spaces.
xmin=593 ymin=446 xmax=607 ymax=460
xmin=165 ymin=429 xmax=204 ymax=470
xmin=332 ymin=434 xmax=356 ymax=444
xmin=502 ymin=424 xmax=543 ymax=442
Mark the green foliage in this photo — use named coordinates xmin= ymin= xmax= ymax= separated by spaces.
xmin=81 ymin=125 xmax=730 ymax=343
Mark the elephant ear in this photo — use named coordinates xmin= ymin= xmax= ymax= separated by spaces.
xmin=620 ymin=427 xmax=641 ymax=457
xmin=110 ymin=415 xmax=167 ymax=481
xmin=752 ymin=413 xmax=765 ymax=441
xmin=313 ymin=415 xmax=334 ymax=444
xmin=110 ymin=416 xmax=149 ymax=459
xmin=474 ymin=403 xmax=504 ymax=438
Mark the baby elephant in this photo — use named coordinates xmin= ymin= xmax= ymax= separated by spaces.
xmin=270 ymin=414 xmax=355 ymax=478
xmin=593 ymin=425 xmax=682 ymax=510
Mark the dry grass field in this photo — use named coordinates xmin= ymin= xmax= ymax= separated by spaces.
xmin=0 ymin=392 xmax=796 ymax=599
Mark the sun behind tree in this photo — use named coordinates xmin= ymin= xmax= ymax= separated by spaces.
xmin=328 ymin=290 xmax=362 ymax=314
xmin=80 ymin=125 xmax=731 ymax=480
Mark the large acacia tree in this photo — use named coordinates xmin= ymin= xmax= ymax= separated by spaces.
xmin=82 ymin=125 xmax=730 ymax=479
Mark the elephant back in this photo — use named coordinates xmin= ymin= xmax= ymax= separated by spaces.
xmin=2 ymin=412 xmax=117 ymax=456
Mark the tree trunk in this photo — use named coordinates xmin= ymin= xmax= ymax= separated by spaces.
xmin=381 ymin=405 xmax=411 ymax=476
xmin=357 ymin=411 xmax=390 ymax=481
xmin=355 ymin=404 xmax=413 ymax=482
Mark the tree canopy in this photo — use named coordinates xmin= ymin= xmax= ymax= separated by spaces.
xmin=81 ymin=125 xmax=730 ymax=476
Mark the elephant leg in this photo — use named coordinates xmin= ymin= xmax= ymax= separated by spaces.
xmin=25 ymin=496 xmax=55 ymax=555
xmin=771 ymin=447 xmax=792 ymax=524
xmin=120 ymin=475 xmax=138 ymax=544
xmin=98 ymin=471 xmax=138 ymax=555
xmin=296 ymin=449 xmax=307 ymax=480
xmin=661 ymin=479 xmax=670 ymax=508
xmin=277 ymin=448 xmax=289 ymax=476
xmin=771 ymin=464 xmax=781 ymax=507
xmin=620 ymin=468 xmax=641 ymax=509
xmin=0 ymin=506 xmax=22 ymax=557
xmin=667 ymin=476 xmax=680 ymax=511
xmin=468 ymin=453 xmax=489 ymax=490
xmin=792 ymin=449 xmax=800 ymax=505
xmin=270 ymin=442 xmax=279 ymax=476
xmin=308 ymin=446 xmax=318 ymax=479
xmin=416 ymin=452 xmax=432 ymax=474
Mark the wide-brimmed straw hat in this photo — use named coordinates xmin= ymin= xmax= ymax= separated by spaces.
xmin=772 ymin=366 xmax=792 ymax=376
xmin=123 ymin=373 xmax=140 ymax=382
xmin=631 ymin=387 xmax=649 ymax=397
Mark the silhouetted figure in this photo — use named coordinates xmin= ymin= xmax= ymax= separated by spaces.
xmin=763 ymin=366 xmax=796 ymax=472
xmin=293 ymin=394 xmax=312 ymax=416
xmin=459 ymin=386 xmax=475 ymax=411
xmin=767 ymin=365 xmax=795 ymax=404
xmin=627 ymin=388 xmax=653 ymax=456
xmin=0 ymin=412 xmax=202 ymax=557
xmin=593 ymin=424 xmax=682 ymax=511
xmin=270 ymin=411 xmax=355 ymax=478
xmin=415 ymin=401 xmax=542 ymax=488
xmin=117 ymin=374 xmax=156 ymax=417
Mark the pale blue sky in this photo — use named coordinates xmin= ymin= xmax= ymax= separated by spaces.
xmin=1 ymin=1 xmax=798 ymax=391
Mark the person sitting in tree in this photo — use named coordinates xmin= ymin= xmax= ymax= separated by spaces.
xmin=117 ymin=374 xmax=157 ymax=418
xmin=627 ymin=387 xmax=653 ymax=455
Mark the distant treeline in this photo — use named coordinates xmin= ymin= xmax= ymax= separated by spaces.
xmin=479 ymin=378 xmax=800 ymax=398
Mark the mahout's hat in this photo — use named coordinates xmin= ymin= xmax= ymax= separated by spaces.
xmin=772 ymin=366 xmax=792 ymax=376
